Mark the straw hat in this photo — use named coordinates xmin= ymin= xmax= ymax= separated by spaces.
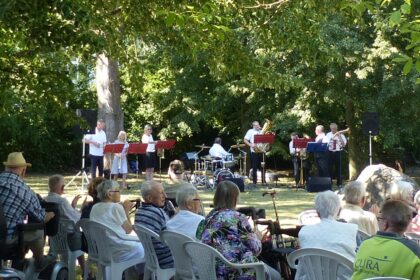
xmin=3 ymin=152 xmax=32 ymax=167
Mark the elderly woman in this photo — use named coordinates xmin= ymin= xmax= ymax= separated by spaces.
xmin=196 ymin=180 xmax=280 ymax=280
xmin=298 ymin=190 xmax=357 ymax=279
xmin=111 ymin=130 xmax=130 ymax=189
xmin=339 ymin=181 xmax=379 ymax=235
xmin=406 ymin=190 xmax=420 ymax=234
xmin=389 ymin=181 xmax=416 ymax=214
xmin=166 ymin=183 xmax=204 ymax=239
xmin=90 ymin=180 xmax=145 ymax=278
xmin=164 ymin=160 xmax=187 ymax=205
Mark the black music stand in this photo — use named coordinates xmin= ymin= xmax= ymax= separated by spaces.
xmin=254 ymin=133 xmax=276 ymax=186
xmin=155 ymin=140 xmax=176 ymax=180
xmin=127 ymin=143 xmax=148 ymax=178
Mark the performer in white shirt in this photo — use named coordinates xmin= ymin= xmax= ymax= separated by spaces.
xmin=209 ymin=137 xmax=229 ymax=159
xmin=325 ymin=123 xmax=347 ymax=187
xmin=84 ymin=119 xmax=107 ymax=179
xmin=142 ymin=124 xmax=157 ymax=181
xmin=111 ymin=131 xmax=130 ymax=189
xmin=289 ymin=132 xmax=310 ymax=188
xmin=314 ymin=125 xmax=329 ymax=177
xmin=244 ymin=121 xmax=265 ymax=185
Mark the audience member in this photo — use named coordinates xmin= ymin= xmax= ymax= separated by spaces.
xmin=44 ymin=175 xmax=85 ymax=269
xmin=352 ymin=200 xmax=420 ymax=279
xmin=80 ymin=177 xmax=105 ymax=219
xmin=166 ymin=183 xmax=204 ymax=239
xmin=90 ymin=180 xmax=145 ymax=279
xmin=389 ymin=180 xmax=416 ymax=214
xmin=0 ymin=152 xmax=55 ymax=271
xmin=407 ymin=190 xmax=420 ymax=234
xmin=196 ymin=180 xmax=280 ymax=280
xmin=339 ymin=181 xmax=379 ymax=235
xmin=135 ymin=181 xmax=174 ymax=269
xmin=164 ymin=160 xmax=186 ymax=204
xmin=298 ymin=190 xmax=357 ymax=279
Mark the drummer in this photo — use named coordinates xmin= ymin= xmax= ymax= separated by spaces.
xmin=209 ymin=137 xmax=229 ymax=159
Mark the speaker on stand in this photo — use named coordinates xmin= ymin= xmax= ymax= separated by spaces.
xmin=362 ymin=112 xmax=379 ymax=165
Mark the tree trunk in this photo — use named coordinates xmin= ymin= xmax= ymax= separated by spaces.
xmin=96 ymin=53 xmax=124 ymax=170
xmin=346 ymin=99 xmax=363 ymax=180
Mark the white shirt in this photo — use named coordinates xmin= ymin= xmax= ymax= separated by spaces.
xmin=315 ymin=132 xmax=328 ymax=143
xmin=209 ymin=143 xmax=228 ymax=158
xmin=166 ymin=210 xmax=204 ymax=240
xmin=85 ymin=129 xmax=107 ymax=156
xmin=289 ymin=140 xmax=297 ymax=155
xmin=44 ymin=192 xmax=81 ymax=231
xmin=339 ymin=204 xmax=379 ymax=235
xmin=325 ymin=132 xmax=347 ymax=151
xmin=244 ymin=128 xmax=261 ymax=153
xmin=142 ymin=134 xmax=155 ymax=152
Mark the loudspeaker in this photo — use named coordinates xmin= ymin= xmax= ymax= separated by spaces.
xmin=362 ymin=112 xmax=379 ymax=136
xmin=306 ymin=177 xmax=332 ymax=192
xmin=226 ymin=178 xmax=245 ymax=192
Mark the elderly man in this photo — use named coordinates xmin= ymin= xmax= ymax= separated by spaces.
xmin=135 ymin=181 xmax=174 ymax=268
xmin=352 ymin=200 xmax=420 ymax=279
xmin=0 ymin=152 xmax=55 ymax=271
xmin=325 ymin=123 xmax=347 ymax=187
xmin=339 ymin=181 xmax=379 ymax=235
xmin=44 ymin=175 xmax=85 ymax=269
xmin=166 ymin=183 xmax=204 ymax=239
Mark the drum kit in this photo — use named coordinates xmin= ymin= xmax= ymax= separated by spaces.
xmin=190 ymin=143 xmax=247 ymax=189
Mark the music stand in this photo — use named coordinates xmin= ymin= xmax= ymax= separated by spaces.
xmin=155 ymin=140 xmax=176 ymax=180
xmin=103 ymin=144 xmax=125 ymax=179
xmin=65 ymin=136 xmax=90 ymax=192
xmin=254 ymin=133 xmax=276 ymax=186
xmin=127 ymin=143 xmax=148 ymax=178
xmin=306 ymin=142 xmax=328 ymax=153
xmin=292 ymin=138 xmax=314 ymax=189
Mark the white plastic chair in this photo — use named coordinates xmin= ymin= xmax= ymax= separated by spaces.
xmin=357 ymin=229 xmax=371 ymax=242
xmin=48 ymin=218 xmax=85 ymax=280
xmin=364 ymin=277 xmax=410 ymax=280
xmin=183 ymin=241 xmax=265 ymax=280
xmin=133 ymin=224 xmax=175 ymax=280
xmin=160 ymin=230 xmax=196 ymax=280
xmin=298 ymin=209 xmax=321 ymax=225
xmin=76 ymin=219 xmax=102 ymax=280
xmin=287 ymin=248 xmax=353 ymax=280
xmin=405 ymin=232 xmax=420 ymax=245
xmin=87 ymin=221 xmax=145 ymax=280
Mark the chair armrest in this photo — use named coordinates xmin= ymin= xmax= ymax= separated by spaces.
xmin=229 ymin=261 xmax=266 ymax=280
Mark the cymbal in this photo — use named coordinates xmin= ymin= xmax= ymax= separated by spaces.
xmin=231 ymin=144 xmax=246 ymax=149
xmin=195 ymin=144 xmax=211 ymax=149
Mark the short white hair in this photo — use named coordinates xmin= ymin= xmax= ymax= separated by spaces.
xmin=315 ymin=190 xmax=341 ymax=219
xmin=344 ymin=181 xmax=366 ymax=205
xmin=176 ymin=183 xmax=198 ymax=210
xmin=97 ymin=180 xmax=119 ymax=201
xmin=140 ymin=180 xmax=161 ymax=200
xmin=414 ymin=190 xmax=420 ymax=207
xmin=389 ymin=181 xmax=414 ymax=203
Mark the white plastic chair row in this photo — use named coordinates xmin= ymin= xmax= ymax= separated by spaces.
xmin=76 ymin=219 xmax=102 ymax=280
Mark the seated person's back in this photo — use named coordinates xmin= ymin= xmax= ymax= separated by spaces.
xmin=135 ymin=181 xmax=173 ymax=269
xmin=352 ymin=200 xmax=420 ymax=280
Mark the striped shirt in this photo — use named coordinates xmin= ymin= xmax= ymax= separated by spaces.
xmin=0 ymin=171 xmax=45 ymax=240
xmin=134 ymin=203 xmax=173 ymax=268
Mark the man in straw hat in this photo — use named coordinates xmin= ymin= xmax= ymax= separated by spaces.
xmin=0 ymin=152 xmax=56 ymax=271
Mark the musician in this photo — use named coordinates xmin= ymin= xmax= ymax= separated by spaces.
xmin=142 ymin=124 xmax=157 ymax=181
xmin=289 ymin=132 xmax=309 ymax=188
xmin=209 ymin=137 xmax=229 ymax=159
xmin=244 ymin=121 xmax=266 ymax=185
xmin=84 ymin=119 xmax=107 ymax=179
xmin=111 ymin=131 xmax=129 ymax=189
xmin=314 ymin=125 xmax=329 ymax=177
xmin=325 ymin=123 xmax=347 ymax=187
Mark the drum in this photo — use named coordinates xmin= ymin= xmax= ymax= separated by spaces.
xmin=213 ymin=168 xmax=234 ymax=187
xmin=222 ymin=153 xmax=236 ymax=168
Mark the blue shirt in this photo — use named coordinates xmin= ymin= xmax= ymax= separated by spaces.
xmin=0 ymin=171 xmax=45 ymax=240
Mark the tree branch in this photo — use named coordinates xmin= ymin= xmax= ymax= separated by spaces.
xmin=244 ymin=0 xmax=289 ymax=9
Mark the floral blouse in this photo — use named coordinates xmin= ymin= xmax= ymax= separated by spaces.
xmin=196 ymin=208 xmax=262 ymax=280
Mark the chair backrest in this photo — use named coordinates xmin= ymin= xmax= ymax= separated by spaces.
xmin=49 ymin=218 xmax=74 ymax=256
xmin=183 ymin=241 xmax=265 ymax=280
xmin=160 ymin=230 xmax=195 ymax=279
xmin=133 ymin=224 xmax=162 ymax=271
xmin=357 ymin=229 xmax=371 ymax=242
xmin=75 ymin=219 xmax=100 ymax=261
xmin=364 ymin=278 xmax=410 ymax=280
xmin=405 ymin=232 xmax=420 ymax=245
xmin=298 ymin=209 xmax=321 ymax=225
xmin=287 ymin=248 xmax=353 ymax=280
xmin=84 ymin=220 xmax=118 ymax=265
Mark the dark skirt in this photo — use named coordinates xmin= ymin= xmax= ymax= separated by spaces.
xmin=143 ymin=152 xmax=157 ymax=168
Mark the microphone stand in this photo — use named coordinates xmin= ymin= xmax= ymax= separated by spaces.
xmin=65 ymin=135 xmax=90 ymax=192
